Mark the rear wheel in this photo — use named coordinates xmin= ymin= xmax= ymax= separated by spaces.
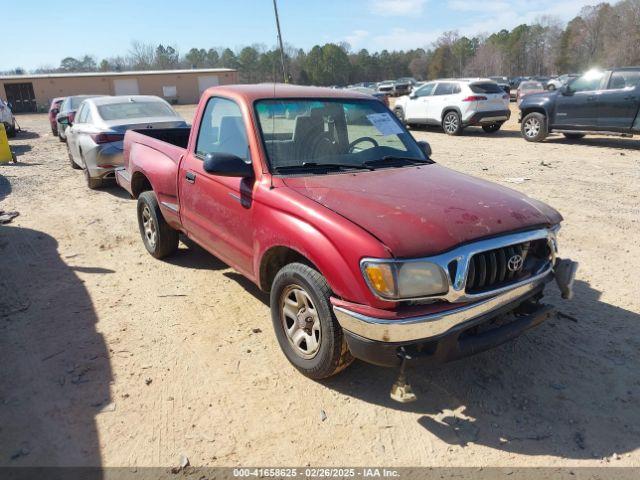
xmin=521 ymin=112 xmax=547 ymax=142
xmin=394 ymin=107 xmax=406 ymax=124
xmin=68 ymin=145 xmax=81 ymax=169
xmin=85 ymin=168 xmax=102 ymax=189
xmin=442 ymin=111 xmax=463 ymax=135
xmin=547 ymin=84 xmax=556 ymax=91
xmin=482 ymin=122 xmax=503 ymax=133
xmin=270 ymin=263 xmax=353 ymax=379
xmin=563 ymin=133 xmax=585 ymax=140
xmin=137 ymin=191 xmax=179 ymax=259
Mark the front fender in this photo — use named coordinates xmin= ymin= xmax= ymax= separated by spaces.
xmin=253 ymin=198 xmax=392 ymax=309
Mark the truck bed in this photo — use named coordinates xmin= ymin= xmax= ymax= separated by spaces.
xmin=130 ymin=127 xmax=191 ymax=149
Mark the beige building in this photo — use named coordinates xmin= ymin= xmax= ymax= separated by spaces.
xmin=0 ymin=68 xmax=238 ymax=113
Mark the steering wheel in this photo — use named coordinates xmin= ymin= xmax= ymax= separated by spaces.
xmin=348 ymin=136 xmax=379 ymax=153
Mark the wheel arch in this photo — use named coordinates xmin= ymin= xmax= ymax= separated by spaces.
xmin=441 ymin=106 xmax=462 ymax=122
xmin=258 ymin=246 xmax=322 ymax=292
xmin=130 ymin=170 xmax=153 ymax=199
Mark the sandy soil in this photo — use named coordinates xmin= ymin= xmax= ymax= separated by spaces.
xmin=1 ymin=104 xmax=639 ymax=468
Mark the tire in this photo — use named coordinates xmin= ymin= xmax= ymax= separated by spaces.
xmin=68 ymin=145 xmax=81 ymax=170
xmin=521 ymin=112 xmax=548 ymax=142
xmin=393 ymin=107 xmax=406 ymax=124
xmin=442 ymin=111 xmax=463 ymax=135
xmin=547 ymin=84 xmax=556 ymax=91
xmin=482 ymin=122 xmax=503 ymax=133
xmin=270 ymin=263 xmax=354 ymax=379
xmin=85 ymin=168 xmax=102 ymax=189
xmin=137 ymin=191 xmax=179 ymax=259
xmin=6 ymin=124 xmax=16 ymax=138
xmin=563 ymin=133 xmax=585 ymax=140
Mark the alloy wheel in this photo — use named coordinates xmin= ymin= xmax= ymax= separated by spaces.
xmin=524 ymin=117 xmax=541 ymax=138
xmin=444 ymin=113 xmax=458 ymax=134
xmin=141 ymin=205 xmax=157 ymax=249
xmin=280 ymin=285 xmax=322 ymax=359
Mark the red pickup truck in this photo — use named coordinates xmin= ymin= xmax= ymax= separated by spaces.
xmin=116 ymin=84 xmax=577 ymax=381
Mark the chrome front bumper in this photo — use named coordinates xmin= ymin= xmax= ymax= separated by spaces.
xmin=334 ymin=259 xmax=577 ymax=344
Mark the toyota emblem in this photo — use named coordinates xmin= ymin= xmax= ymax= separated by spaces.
xmin=507 ymin=254 xmax=524 ymax=272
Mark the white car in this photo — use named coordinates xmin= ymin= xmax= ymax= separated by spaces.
xmin=0 ymin=99 xmax=17 ymax=137
xmin=546 ymin=74 xmax=579 ymax=91
xmin=393 ymin=78 xmax=511 ymax=135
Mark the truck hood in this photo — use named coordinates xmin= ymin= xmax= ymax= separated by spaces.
xmin=283 ymin=165 xmax=562 ymax=258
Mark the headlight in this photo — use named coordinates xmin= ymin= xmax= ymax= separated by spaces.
xmin=361 ymin=259 xmax=449 ymax=300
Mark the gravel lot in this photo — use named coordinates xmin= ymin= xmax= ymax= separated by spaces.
xmin=1 ymin=103 xmax=639 ymax=468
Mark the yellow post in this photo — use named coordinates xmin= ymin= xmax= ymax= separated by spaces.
xmin=0 ymin=123 xmax=14 ymax=163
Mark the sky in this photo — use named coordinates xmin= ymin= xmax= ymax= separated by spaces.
xmin=3 ymin=0 xmax=603 ymax=71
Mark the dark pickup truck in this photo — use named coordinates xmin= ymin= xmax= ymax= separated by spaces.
xmin=519 ymin=67 xmax=640 ymax=142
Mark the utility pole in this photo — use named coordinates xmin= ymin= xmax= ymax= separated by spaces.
xmin=272 ymin=0 xmax=288 ymax=83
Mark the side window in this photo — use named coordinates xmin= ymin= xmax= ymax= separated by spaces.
xmin=433 ymin=83 xmax=453 ymax=95
xmin=196 ymin=97 xmax=250 ymax=162
xmin=76 ymin=104 xmax=88 ymax=123
xmin=570 ymin=71 xmax=605 ymax=92
xmin=607 ymin=71 xmax=640 ymax=90
xmin=451 ymin=83 xmax=461 ymax=94
xmin=415 ymin=83 xmax=435 ymax=97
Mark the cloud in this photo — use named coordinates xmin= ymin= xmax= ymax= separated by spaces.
xmin=345 ymin=30 xmax=370 ymax=48
xmin=370 ymin=0 xmax=428 ymax=16
xmin=369 ymin=28 xmax=441 ymax=50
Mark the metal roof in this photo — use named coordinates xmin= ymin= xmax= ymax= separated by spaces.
xmin=0 ymin=68 xmax=236 ymax=81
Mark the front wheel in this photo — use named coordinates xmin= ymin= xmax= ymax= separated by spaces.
xmin=442 ymin=111 xmax=463 ymax=135
xmin=270 ymin=263 xmax=353 ymax=379
xmin=482 ymin=122 xmax=503 ymax=133
xmin=137 ymin=191 xmax=179 ymax=259
xmin=393 ymin=107 xmax=406 ymax=124
xmin=521 ymin=112 xmax=548 ymax=142
xmin=547 ymin=84 xmax=556 ymax=91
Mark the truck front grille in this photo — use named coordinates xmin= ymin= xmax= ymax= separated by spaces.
xmin=465 ymin=239 xmax=551 ymax=294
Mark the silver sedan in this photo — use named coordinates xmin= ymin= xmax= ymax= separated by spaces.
xmin=64 ymin=95 xmax=187 ymax=188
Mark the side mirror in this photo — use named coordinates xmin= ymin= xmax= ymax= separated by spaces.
xmin=52 ymin=108 xmax=59 ymax=115
xmin=203 ymin=152 xmax=254 ymax=178
xmin=417 ymin=140 xmax=432 ymax=158
xmin=409 ymin=91 xmax=417 ymax=99
xmin=57 ymin=115 xmax=69 ymax=125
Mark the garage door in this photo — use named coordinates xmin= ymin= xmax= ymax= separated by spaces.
xmin=198 ymin=76 xmax=220 ymax=94
xmin=4 ymin=83 xmax=37 ymax=113
xmin=113 ymin=79 xmax=140 ymax=95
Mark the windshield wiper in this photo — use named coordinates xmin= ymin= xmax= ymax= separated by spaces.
xmin=363 ymin=156 xmax=434 ymax=168
xmin=274 ymin=162 xmax=372 ymax=174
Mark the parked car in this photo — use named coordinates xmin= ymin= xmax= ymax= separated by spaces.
xmin=546 ymin=74 xmax=579 ymax=91
xmin=376 ymin=80 xmax=395 ymax=95
xmin=56 ymin=95 xmax=103 ymax=142
xmin=346 ymin=86 xmax=390 ymax=107
xmin=48 ymin=97 xmax=65 ymax=136
xmin=116 ymin=84 xmax=576 ymax=381
xmin=516 ymin=80 xmax=545 ymax=105
xmin=63 ymin=95 xmax=186 ymax=188
xmin=394 ymin=78 xmax=511 ymax=135
xmin=489 ymin=76 xmax=511 ymax=96
xmin=0 ymin=98 xmax=17 ymax=137
xmin=519 ymin=67 xmax=640 ymax=142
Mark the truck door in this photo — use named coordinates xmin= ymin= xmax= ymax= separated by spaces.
xmin=554 ymin=71 xmax=605 ymax=129
xmin=404 ymin=83 xmax=436 ymax=123
xmin=597 ymin=70 xmax=640 ymax=131
xmin=178 ymin=96 xmax=255 ymax=276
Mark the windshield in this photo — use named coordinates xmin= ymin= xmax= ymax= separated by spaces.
xmin=97 ymin=101 xmax=178 ymax=121
xmin=254 ymin=99 xmax=426 ymax=173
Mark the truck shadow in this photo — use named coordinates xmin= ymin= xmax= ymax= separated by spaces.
xmin=0 ymin=226 xmax=110 ymax=472
xmin=545 ymin=136 xmax=640 ymax=151
xmin=325 ymin=279 xmax=640 ymax=460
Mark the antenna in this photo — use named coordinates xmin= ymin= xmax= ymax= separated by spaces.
xmin=272 ymin=0 xmax=288 ymax=83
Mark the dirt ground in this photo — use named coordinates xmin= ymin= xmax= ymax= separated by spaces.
xmin=1 ymin=103 xmax=639 ymax=469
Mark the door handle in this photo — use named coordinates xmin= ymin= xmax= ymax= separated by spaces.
xmin=185 ymin=171 xmax=196 ymax=184
xmin=624 ymin=95 xmax=636 ymax=101
xmin=587 ymin=96 xmax=596 ymax=101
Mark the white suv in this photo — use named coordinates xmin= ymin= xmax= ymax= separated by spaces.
xmin=394 ymin=79 xmax=510 ymax=135
xmin=0 ymin=99 xmax=16 ymax=137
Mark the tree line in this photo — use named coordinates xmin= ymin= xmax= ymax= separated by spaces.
xmin=5 ymin=1 xmax=639 ymax=85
